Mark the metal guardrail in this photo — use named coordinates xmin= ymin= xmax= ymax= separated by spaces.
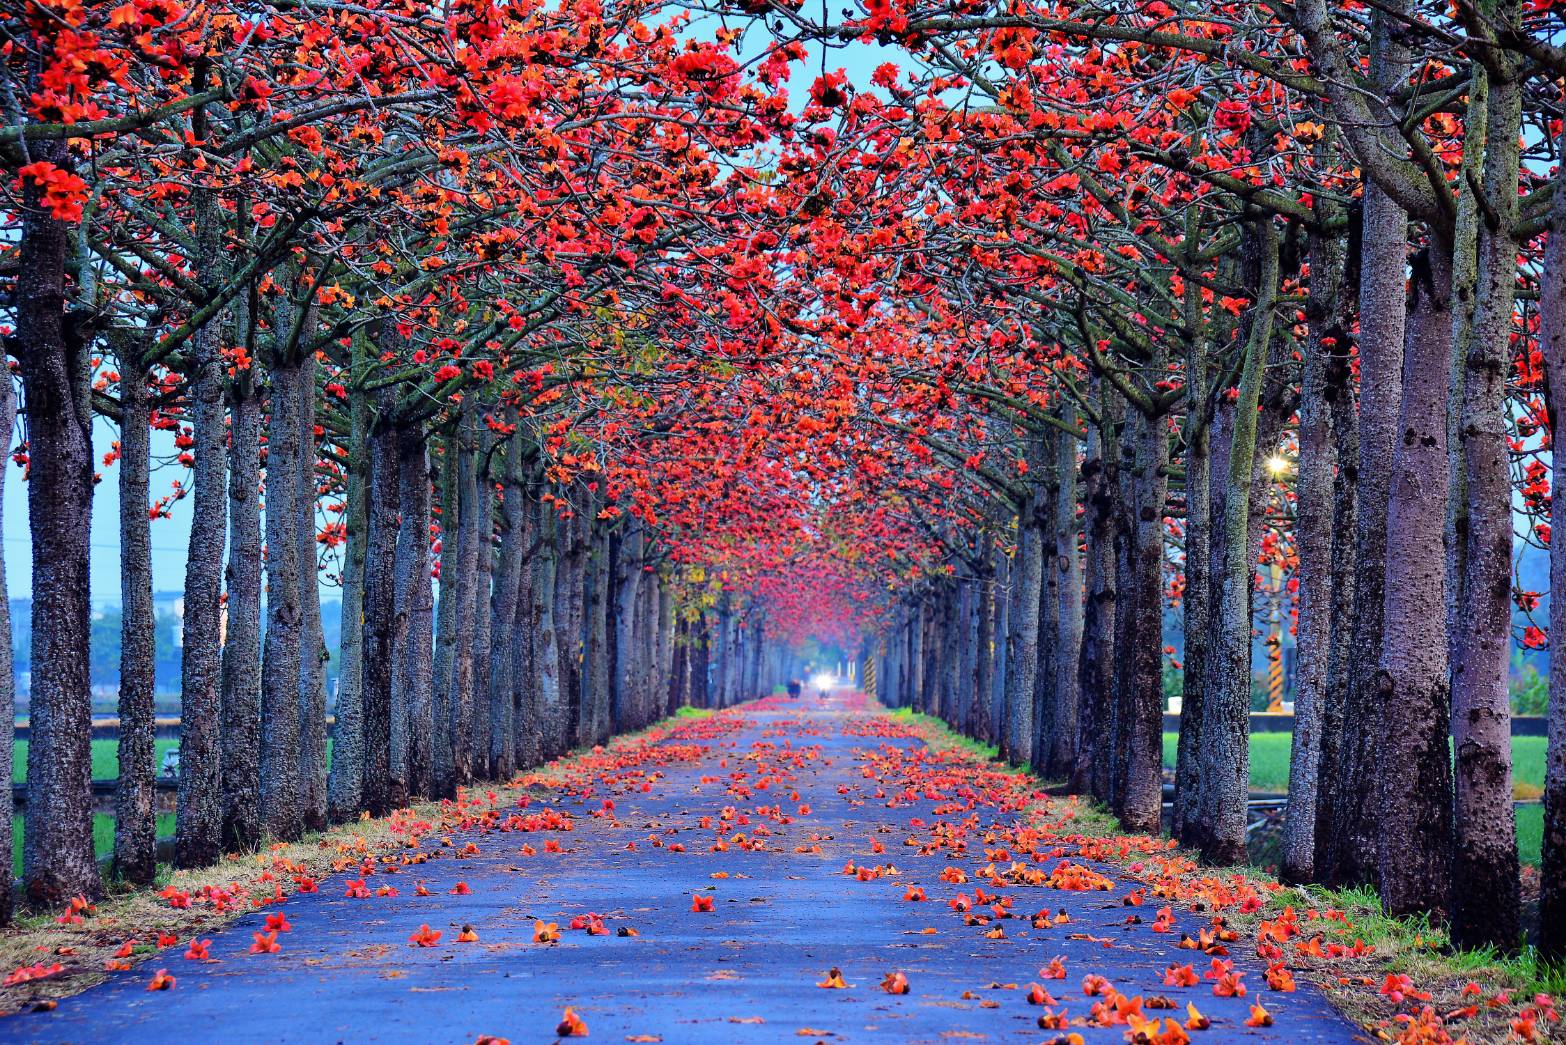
xmin=1161 ymin=712 xmax=1547 ymax=736
xmin=11 ymin=716 xmax=338 ymax=741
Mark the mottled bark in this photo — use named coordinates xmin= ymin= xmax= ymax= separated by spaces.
xmin=360 ymin=394 xmax=400 ymax=817
xmin=1004 ymin=487 xmax=1043 ymax=765
xmin=431 ymin=435 xmax=460 ymax=797
xmin=1200 ymin=222 xmax=1278 ymax=865
xmin=1448 ymin=43 xmax=1523 ymax=945
xmin=534 ymin=498 xmax=565 ymax=757
xmin=467 ymin=436 xmax=496 ymax=775
xmin=1174 ymin=348 xmax=1211 ymax=847
xmin=326 ymin=371 xmax=368 ymax=823
xmin=1315 ymin=330 xmax=1361 ymax=874
xmin=449 ymin=417 xmax=484 ymax=787
xmin=1375 ymin=241 xmax=1455 ymax=918
xmin=114 ymin=349 xmax=158 ymax=884
xmin=489 ymin=434 xmax=525 ymax=781
xmin=1281 ymin=223 xmax=1346 ymax=885
xmin=174 ymin=185 xmax=229 ymax=872
xmin=261 ymin=355 xmax=305 ymax=842
xmin=1539 ymin=121 xmax=1566 ymax=960
xmin=297 ymin=352 xmax=329 ymax=832
xmin=221 ymin=375 xmax=262 ymax=852
xmin=1074 ymin=411 xmax=1119 ymax=799
xmin=1321 ymin=29 xmax=1411 ymax=889
xmin=511 ymin=489 xmax=541 ymax=769
xmin=1048 ymin=416 xmax=1083 ymax=779
xmin=0 ymin=368 xmax=15 ymax=916
xmin=971 ymin=534 xmax=996 ymax=743
xmin=612 ymin=525 xmax=639 ymax=731
xmin=582 ymin=525 xmax=613 ymax=743
xmin=396 ymin=429 xmax=433 ymax=799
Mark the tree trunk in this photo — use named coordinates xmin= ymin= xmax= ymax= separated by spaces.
xmin=1074 ymin=413 xmax=1119 ymax=799
xmin=114 ymin=348 xmax=158 ymax=883
xmin=535 ymin=498 xmax=565 ymax=757
xmin=1374 ymin=240 xmax=1455 ymax=917
xmin=360 ymin=394 xmax=400 ymax=816
xmin=1004 ymin=489 xmax=1043 ymax=764
xmin=221 ymin=374 xmax=262 ymax=851
xmin=297 ymin=352 xmax=329 ymax=832
xmin=173 ymin=188 xmax=229 ymax=872
xmin=583 ymin=525 xmax=612 ymax=743
xmin=431 ymin=434 xmax=460 ymax=797
xmin=1448 ymin=47 xmax=1523 ymax=946
xmin=261 ymin=354 xmax=305 ymax=842
xmin=396 ymin=428 xmax=433 ymax=799
xmin=1175 ymin=362 xmax=1211 ymax=847
xmin=466 ymin=434 xmax=495 ymax=778
xmin=1200 ymin=221 xmax=1279 ymax=865
xmin=327 ymin=367 xmax=368 ymax=823
xmin=489 ymin=434 xmax=525 ymax=780
xmin=1281 ymin=222 xmax=1346 ymax=884
xmin=1124 ymin=415 xmax=1171 ymax=833
xmin=1048 ymin=416 xmax=1083 ymax=778
xmin=0 ymin=366 xmax=15 ymax=916
xmin=449 ymin=416 xmax=484 ymax=787
xmin=1321 ymin=61 xmax=1411 ymax=889
xmin=1538 ymin=122 xmax=1566 ymax=960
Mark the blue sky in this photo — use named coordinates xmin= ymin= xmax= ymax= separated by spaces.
xmin=2 ymin=415 xmax=199 ymax=604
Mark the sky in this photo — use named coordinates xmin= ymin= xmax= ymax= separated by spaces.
xmin=2 ymin=416 xmax=199 ymax=604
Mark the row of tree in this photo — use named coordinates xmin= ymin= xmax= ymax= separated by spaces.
xmin=761 ymin=0 xmax=1566 ymax=956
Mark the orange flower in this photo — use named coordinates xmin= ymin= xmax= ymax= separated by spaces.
xmin=1040 ymin=956 xmax=1068 ymax=979
xmin=1164 ymin=964 xmax=1199 ymax=988
xmin=250 ymin=931 xmax=281 ymax=954
xmin=691 ymin=893 xmax=715 ymax=913
xmin=1212 ymin=972 xmax=1246 ymax=998
xmin=1265 ymin=963 xmax=1295 ymax=992
xmin=409 ymin=924 xmax=442 ymax=947
xmin=817 ymin=967 xmax=850 ymax=989
xmin=458 ymin=925 xmax=479 ymax=943
xmin=903 ymin=884 xmax=926 ymax=902
xmin=451 ymin=881 xmax=472 ymax=895
xmin=145 ymin=969 xmax=176 ymax=992
xmin=184 ymin=939 xmax=211 ymax=961
xmin=880 ymin=971 xmax=910 ymax=994
xmin=1184 ymin=1002 xmax=1211 ymax=1030
xmin=534 ymin=920 xmax=561 ymax=943
xmin=1027 ymin=983 xmax=1056 ymax=1006
xmin=556 ymin=1007 xmax=589 ymax=1037
xmin=1244 ymin=1002 xmax=1273 ymax=1027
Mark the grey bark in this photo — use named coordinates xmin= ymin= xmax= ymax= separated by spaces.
xmin=114 ymin=348 xmax=158 ymax=883
xmin=260 ymin=354 xmax=305 ymax=841
xmin=1374 ymin=241 xmax=1455 ymax=918
xmin=1281 ymin=222 xmax=1346 ymax=884
xmin=1448 ymin=38 xmax=1523 ymax=945
xmin=1199 ymin=221 xmax=1279 ymax=865
xmin=326 ymin=366 xmax=368 ymax=823
xmin=297 ymin=352 xmax=329 ymax=832
xmin=1538 ymin=121 xmax=1566 ymax=960
xmin=221 ymin=374 xmax=262 ymax=851
xmin=174 ymin=184 xmax=229 ymax=872
xmin=1320 ymin=21 xmax=1411 ymax=890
